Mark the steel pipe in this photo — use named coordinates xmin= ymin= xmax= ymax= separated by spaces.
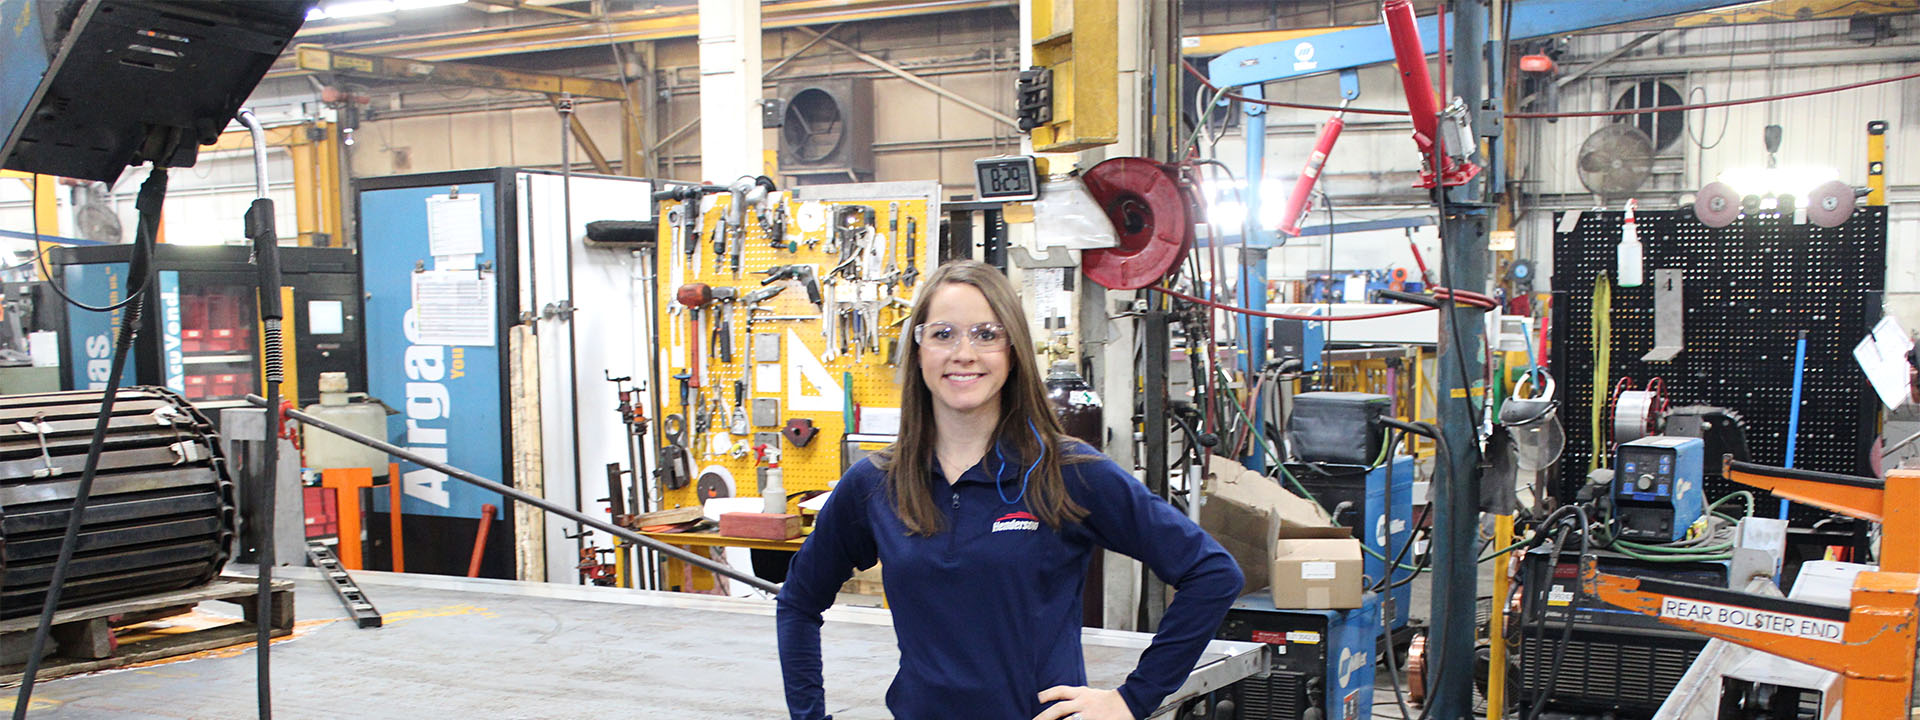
xmin=244 ymin=395 xmax=781 ymax=595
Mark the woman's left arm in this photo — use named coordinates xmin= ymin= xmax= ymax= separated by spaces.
xmin=1056 ymin=455 xmax=1245 ymax=719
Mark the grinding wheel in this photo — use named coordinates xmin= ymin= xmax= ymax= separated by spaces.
xmin=1807 ymin=179 xmax=1857 ymax=228
xmin=697 ymin=471 xmax=732 ymax=501
xmin=1080 ymin=157 xmax=1191 ymax=290
xmin=1693 ymin=181 xmax=1739 ymax=228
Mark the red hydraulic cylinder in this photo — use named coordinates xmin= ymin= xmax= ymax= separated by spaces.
xmin=1382 ymin=0 xmax=1479 ymax=188
xmin=1277 ymin=112 xmax=1347 ymax=237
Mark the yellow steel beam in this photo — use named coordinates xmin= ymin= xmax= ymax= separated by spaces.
xmin=1182 ymin=1 xmax=1914 ymax=60
xmin=464 ymin=0 xmax=596 ymax=19
xmin=279 ymin=0 xmax=1012 ymax=64
xmin=292 ymin=44 xmax=629 ymax=99
xmin=1669 ymin=0 xmax=1919 ymax=27
xmin=1029 ymin=0 xmax=1119 ymax=152
xmin=3 ymin=172 xmax=62 ymax=279
xmin=209 ymin=122 xmax=344 ymax=247
xmin=1179 ymin=26 xmax=1360 ymax=57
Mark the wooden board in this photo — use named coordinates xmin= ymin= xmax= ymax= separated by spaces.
xmin=0 ymin=577 xmax=295 ymax=686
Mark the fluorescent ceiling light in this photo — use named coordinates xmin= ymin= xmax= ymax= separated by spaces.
xmin=1716 ymin=165 xmax=1841 ymax=201
xmin=323 ymin=1 xmax=399 ymax=18
xmin=296 ymin=17 xmax=397 ymax=35
xmin=308 ymin=0 xmax=465 ymax=20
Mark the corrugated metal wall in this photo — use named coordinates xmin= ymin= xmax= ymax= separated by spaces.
xmin=1529 ymin=19 xmax=1916 ymax=196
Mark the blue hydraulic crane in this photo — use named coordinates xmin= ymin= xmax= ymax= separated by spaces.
xmin=1197 ymin=2 xmax=1751 ymax=717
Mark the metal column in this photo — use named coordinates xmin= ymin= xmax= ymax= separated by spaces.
xmin=1140 ymin=309 xmax=1171 ymax=632
xmin=1429 ymin=1 xmax=1492 ymax=717
xmin=696 ymin=0 xmax=763 ymax=180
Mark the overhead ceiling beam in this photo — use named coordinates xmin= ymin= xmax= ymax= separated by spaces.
xmin=464 ymin=0 xmax=598 ymax=19
xmin=296 ymin=0 xmax=1013 ymax=63
xmin=794 ymin=26 xmax=1019 ymax=129
xmin=1515 ymin=30 xmax=1663 ymax=108
xmin=291 ymin=44 xmax=629 ymax=99
xmin=764 ymin=23 xmax=842 ymax=80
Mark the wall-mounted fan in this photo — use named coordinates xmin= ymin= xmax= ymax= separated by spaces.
xmin=1576 ymin=123 xmax=1654 ymax=200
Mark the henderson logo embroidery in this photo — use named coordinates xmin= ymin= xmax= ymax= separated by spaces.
xmin=992 ymin=511 xmax=1040 ymax=533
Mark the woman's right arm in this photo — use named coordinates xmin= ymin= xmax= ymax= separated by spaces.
xmin=776 ymin=466 xmax=880 ymax=720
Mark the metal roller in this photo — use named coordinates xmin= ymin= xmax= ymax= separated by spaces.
xmin=1806 ymin=179 xmax=1858 ymax=228
xmin=1693 ymin=181 xmax=1740 ymax=228
xmin=0 ymin=388 xmax=234 ymax=619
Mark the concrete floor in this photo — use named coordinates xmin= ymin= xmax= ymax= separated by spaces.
xmin=13 ymin=567 xmax=1261 ymax=719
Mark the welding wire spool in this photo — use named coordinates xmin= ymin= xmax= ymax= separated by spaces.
xmin=1693 ymin=181 xmax=1740 ymax=228
xmin=1612 ymin=389 xmax=1664 ymax=445
xmin=0 ymin=388 xmax=235 ymax=619
xmin=1806 ymin=179 xmax=1858 ymax=228
xmin=1079 ymin=157 xmax=1192 ymax=290
xmin=1405 ymin=631 xmax=1428 ymax=706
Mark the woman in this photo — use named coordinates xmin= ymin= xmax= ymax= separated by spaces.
xmin=776 ymin=260 xmax=1243 ymax=720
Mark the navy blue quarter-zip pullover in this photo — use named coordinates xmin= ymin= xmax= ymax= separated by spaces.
xmin=776 ymin=440 xmax=1243 ymax=720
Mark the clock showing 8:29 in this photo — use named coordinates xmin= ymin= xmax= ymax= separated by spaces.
xmin=973 ymin=155 xmax=1039 ymax=202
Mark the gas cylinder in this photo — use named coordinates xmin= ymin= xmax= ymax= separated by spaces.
xmin=1044 ymin=360 xmax=1103 ymax=448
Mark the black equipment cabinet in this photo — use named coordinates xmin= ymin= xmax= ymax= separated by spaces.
xmin=51 ymin=244 xmax=364 ymax=414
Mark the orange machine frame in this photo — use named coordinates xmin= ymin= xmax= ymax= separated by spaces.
xmin=1586 ymin=463 xmax=1920 ymax=716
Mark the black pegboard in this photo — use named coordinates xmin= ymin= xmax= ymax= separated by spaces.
xmin=1549 ymin=207 xmax=1886 ymax=524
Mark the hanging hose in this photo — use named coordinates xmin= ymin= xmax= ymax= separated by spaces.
xmin=12 ymin=168 xmax=167 ymax=720
xmin=238 ymin=108 xmax=283 ymax=720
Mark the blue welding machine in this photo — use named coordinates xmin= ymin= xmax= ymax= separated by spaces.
xmin=1613 ymin=436 xmax=1705 ymax=542
xmin=1217 ymin=591 xmax=1380 ymax=720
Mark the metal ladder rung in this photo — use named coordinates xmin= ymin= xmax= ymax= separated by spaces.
xmin=306 ymin=540 xmax=384 ymax=628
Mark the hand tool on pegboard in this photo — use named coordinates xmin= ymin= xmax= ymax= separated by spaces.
xmin=654 ymin=184 xmax=723 ymax=260
xmin=653 ymin=188 xmax=934 ymax=517
xmin=902 ymin=216 xmax=920 ymax=288
xmin=883 ymin=202 xmax=901 ymax=294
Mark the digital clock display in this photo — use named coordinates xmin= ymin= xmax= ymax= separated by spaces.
xmin=974 ymin=156 xmax=1039 ymax=202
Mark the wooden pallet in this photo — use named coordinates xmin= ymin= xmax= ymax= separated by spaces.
xmin=0 ymin=576 xmax=294 ymax=686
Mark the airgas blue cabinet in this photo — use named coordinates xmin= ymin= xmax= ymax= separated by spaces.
xmin=356 ymin=168 xmax=654 ymax=581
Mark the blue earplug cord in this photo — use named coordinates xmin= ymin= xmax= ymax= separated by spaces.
xmin=994 ymin=418 xmax=1045 ymax=506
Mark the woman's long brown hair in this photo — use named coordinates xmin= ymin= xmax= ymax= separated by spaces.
xmin=871 ymin=260 xmax=1091 ymax=535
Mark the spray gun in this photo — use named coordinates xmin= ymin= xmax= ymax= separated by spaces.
xmin=653 ymin=183 xmax=726 ymax=259
xmin=757 ymin=264 xmax=823 ymax=307
xmin=725 ymin=176 xmax=775 ymax=230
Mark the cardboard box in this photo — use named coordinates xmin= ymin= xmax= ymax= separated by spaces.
xmin=718 ymin=512 xmax=802 ymax=540
xmin=1199 ymin=455 xmax=1363 ymax=609
xmin=1270 ymin=535 xmax=1364 ymax=609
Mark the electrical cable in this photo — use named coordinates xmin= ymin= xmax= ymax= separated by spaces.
xmin=238 ymin=107 xmax=282 ymax=720
xmin=1527 ymin=505 xmax=1591 ymax=720
xmin=1182 ymin=58 xmax=1411 ymax=116
xmin=1509 ymin=69 xmax=1920 ymax=118
xmin=12 ymin=168 xmax=167 ymax=720
xmin=1149 ymin=285 xmax=1439 ymax=321
xmin=30 ymin=175 xmax=153 ymax=312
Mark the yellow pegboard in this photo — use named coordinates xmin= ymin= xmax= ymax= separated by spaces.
xmin=654 ymin=188 xmax=934 ymax=513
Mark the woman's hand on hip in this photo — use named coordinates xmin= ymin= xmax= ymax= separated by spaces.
xmin=1032 ymin=685 xmax=1132 ymax=720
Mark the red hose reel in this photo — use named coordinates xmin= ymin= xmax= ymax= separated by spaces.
xmin=1079 ymin=157 xmax=1193 ymax=290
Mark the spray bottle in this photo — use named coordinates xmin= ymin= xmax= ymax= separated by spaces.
xmin=1617 ymin=199 xmax=1643 ymax=288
